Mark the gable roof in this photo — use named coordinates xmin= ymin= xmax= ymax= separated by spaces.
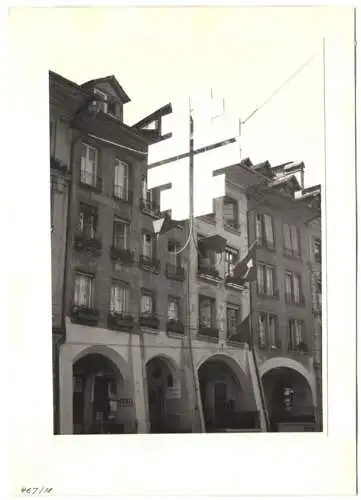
xmin=81 ymin=76 xmax=131 ymax=103
xmin=269 ymin=173 xmax=302 ymax=191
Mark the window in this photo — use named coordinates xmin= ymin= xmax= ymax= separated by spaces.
xmin=258 ymin=312 xmax=278 ymax=348
xmin=224 ymin=247 xmax=238 ymax=276
xmin=80 ymin=143 xmax=98 ymax=187
xmin=74 ymin=273 xmax=94 ymax=308
xmin=289 ymin=319 xmax=305 ymax=349
xmin=285 ymin=271 xmax=302 ymax=305
xmin=141 ymin=292 xmax=154 ymax=315
xmin=168 ymin=242 xmax=179 ymax=266
xmin=199 ymin=296 xmax=214 ymax=328
xmin=114 ymin=159 xmax=129 ymax=200
xmin=257 ymin=263 xmax=276 ymax=296
xmin=93 ymin=88 xmax=108 ymax=113
xmin=256 ymin=213 xmax=274 ymax=247
xmin=314 ymin=238 xmax=321 ymax=264
xmin=79 ymin=204 xmax=97 ymax=239
xmin=198 ymin=236 xmax=217 ymax=270
xmin=226 ymin=305 xmax=239 ymax=337
xmin=223 ymin=197 xmax=238 ymax=228
xmin=113 ymin=217 xmax=129 ymax=249
xmin=168 ymin=297 xmax=179 ymax=321
xmin=258 ymin=313 xmax=266 ymax=347
xmin=142 ymin=232 xmax=154 ymax=258
xmin=107 ymin=99 xmax=121 ymax=118
xmin=110 ymin=283 xmax=129 ymax=314
xmin=283 ymin=223 xmax=300 ymax=257
xmin=142 ymin=178 xmax=153 ymax=205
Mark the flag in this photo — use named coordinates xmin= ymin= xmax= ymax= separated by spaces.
xmin=228 ymin=315 xmax=251 ymax=344
xmin=233 ymin=240 xmax=257 ymax=283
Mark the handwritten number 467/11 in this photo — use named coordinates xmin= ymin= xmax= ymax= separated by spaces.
xmin=21 ymin=487 xmax=53 ymax=495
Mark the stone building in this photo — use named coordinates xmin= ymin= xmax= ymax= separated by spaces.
xmin=50 ymin=70 xmax=322 ymax=433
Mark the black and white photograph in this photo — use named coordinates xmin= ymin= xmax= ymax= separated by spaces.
xmin=8 ymin=4 xmax=356 ymax=497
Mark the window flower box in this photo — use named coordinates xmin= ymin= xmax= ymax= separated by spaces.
xmin=110 ymin=247 xmax=133 ymax=264
xmin=198 ymin=325 xmax=219 ymax=339
xmin=165 ymin=263 xmax=185 ymax=281
xmin=166 ymin=319 xmax=185 ymax=334
xmin=198 ymin=265 xmax=220 ymax=279
xmin=108 ymin=312 xmax=134 ymax=331
xmin=71 ymin=305 xmax=99 ymax=326
xmin=288 ymin=341 xmax=308 ymax=354
xmin=50 ymin=156 xmax=68 ymax=173
xmin=139 ymin=255 xmax=160 ymax=273
xmin=139 ymin=314 xmax=159 ymax=329
xmin=74 ymin=234 xmax=102 ymax=256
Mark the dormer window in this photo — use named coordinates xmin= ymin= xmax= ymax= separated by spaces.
xmin=92 ymin=88 xmax=122 ymax=119
xmin=93 ymin=88 xmax=108 ymax=113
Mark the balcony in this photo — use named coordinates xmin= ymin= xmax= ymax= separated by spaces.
xmin=79 ymin=171 xmax=102 ymax=193
xmin=113 ymin=185 xmax=133 ymax=204
xmin=74 ymin=234 xmax=102 ymax=256
xmin=165 ymin=263 xmax=185 ymax=281
xmin=107 ymin=312 xmax=135 ymax=331
xmin=197 ymin=264 xmax=221 ymax=283
xmin=198 ymin=324 xmax=219 ymax=341
xmin=140 ymin=198 xmax=161 ymax=217
xmin=166 ymin=319 xmax=185 ymax=334
xmin=71 ymin=305 xmax=99 ymax=326
xmin=110 ymin=247 xmax=133 ymax=265
xmin=288 ymin=341 xmax=309 ymax=355
xmin=139 ymin=254 xmax=160 ymax=273
xmin=285 ymin=293 xmax=305 ymax=306
xmin=139 ymin=313 xmax=159 ymax=330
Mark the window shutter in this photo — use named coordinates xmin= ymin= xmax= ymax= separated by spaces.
xmin=257 ymin=265 xmax=265 ymax=294
xmin=266 ymin=267 xmax=274 ymax=295
xmin=258 ymin=314 xmax=266 ymax=346
xmin=256 ymin=214 xmax=262 ymax=240
xmin=264 ymin=214 xmax=274 ymax=245
xmin=268 ymin=315 xmax=276 ymax=346
xmin=283 ymin=223 xmax=291 ymax=250
xmin=291 ymin=225 xmax=299 ymax=254
xmin=285 ymin=273 xmax=292 ymax=297
xmin=293 ymin=274 xmax=300 ymax=303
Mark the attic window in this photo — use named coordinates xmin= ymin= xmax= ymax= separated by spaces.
xmin=93 ymin=88 xmax=108 ymax=113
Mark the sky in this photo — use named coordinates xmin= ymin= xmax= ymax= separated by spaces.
xmin=9 ymin=5 xmax=355 ymax=187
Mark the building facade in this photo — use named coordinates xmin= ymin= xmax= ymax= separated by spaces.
xmin=246 ymin=160 xmax=322 ymax=431
xmin=51 ymin=71 xmax=322 ymax=434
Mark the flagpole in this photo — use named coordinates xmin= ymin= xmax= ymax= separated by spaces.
xmin=187 ymin=105 xmax=206 ymax=434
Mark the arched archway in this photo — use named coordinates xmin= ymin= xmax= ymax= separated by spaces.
xmin=197 ymin=354 xmax=259 ymax=432
xmin=261 ymin=365 xmax=316 ymax=432
xmin=146 ymin=355 xmax=182 ymax=433
xmin=72 ymin=348 xmax=134 ymax=434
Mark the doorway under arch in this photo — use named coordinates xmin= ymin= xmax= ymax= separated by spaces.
xmin=72 ymin=352 xmax=133 ymax=434
xmin=262 ymin=367 xmax=316 ymax=432
xmin=146 ymin=356 xmax=181 ymax=433
xmin=198 ymin=356 xmax=259 ymax=432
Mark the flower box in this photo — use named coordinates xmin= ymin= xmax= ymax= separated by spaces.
xmin=108 ymin=313 xmax=134 ymax=330
xmin=139 ymin=314 xmax=159 ymax=329
xmin=110 ymin=247 xmax=133 ymax=264
xmin=167 ymin=320 xmax=184 ymax=334
xmin=71 ymin=305 xmax=99 ymax=325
